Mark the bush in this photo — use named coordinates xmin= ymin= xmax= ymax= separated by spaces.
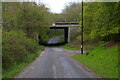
xmin=2 ymin=30 xmax=38 ymax=70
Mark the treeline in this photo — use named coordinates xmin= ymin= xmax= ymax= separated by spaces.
xmin=3 ymin=2 xmax=53 ymax=41
xmin=53 ymin=2 xmax=81 ymax=22
xmin=59 ymin=2 xmax=120 ymax=50
xmin=56 ymin=2 xmax=120 ymax=43
xmin=2 ymin=2 xmax=54 ymax=75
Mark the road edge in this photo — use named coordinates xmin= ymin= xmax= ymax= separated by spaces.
xmin=14 ymin=50 xmax=45 ymax=78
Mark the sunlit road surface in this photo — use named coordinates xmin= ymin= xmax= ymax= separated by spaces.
xmin=48 ymin=35 xmax=64 ymax=44
xmin=16 ymin=37 xmax=99 ymax=78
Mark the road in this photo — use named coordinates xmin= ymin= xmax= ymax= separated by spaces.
xmin=48 ymin=35 xmax=64 ymax=44
xmin=16 ymin=37 xmax=99 ymax=78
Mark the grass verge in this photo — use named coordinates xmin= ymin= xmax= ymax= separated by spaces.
xmin=2 ymin=45 xmax=44 ymax=78
xmin=61 ymin=39 xmax=98 ymax=50
xmin=62 ymin=44 xmax=80 ymax=50
xmin=73 ymin=44 xmax=119 ymax=78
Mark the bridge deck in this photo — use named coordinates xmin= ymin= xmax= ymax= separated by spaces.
xmin=55 ymin=22 xmax=79 ymax=25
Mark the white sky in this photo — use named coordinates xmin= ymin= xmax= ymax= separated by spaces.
xmin=37 ymin=0 xmax=82 ymax=13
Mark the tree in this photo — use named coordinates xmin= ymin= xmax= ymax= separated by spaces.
xmin=62 ymin=2 xmax=82 ymax=22
xmin=2 ymin=2 xmax=53 ymax=42
xmin=77 ymin=2 xmax=120 ymax=42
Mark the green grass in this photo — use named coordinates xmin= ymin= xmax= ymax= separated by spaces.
xmin=62 ymin=44 xmax=80 ymax=50
xmin=61 ymin=40 xmax=98 ymax=50
xmin=2 ymin=45 xmax=44 ymax=78
xmin=73 ymin=44 xmax=119 ymax=78
xmin=83 ymin=44 xmax=97 ymax=50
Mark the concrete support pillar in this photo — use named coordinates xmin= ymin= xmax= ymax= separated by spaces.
xmin=64 ymin=27 xmax=68 ymax=43
xmin=68 ymin=27 xmax=70 ymax=43
xmin=36 ymin=33 xmax=39 ymax=42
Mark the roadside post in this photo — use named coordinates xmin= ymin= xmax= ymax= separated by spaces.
xmin=81 ymin=0 xmax=83 ymax=54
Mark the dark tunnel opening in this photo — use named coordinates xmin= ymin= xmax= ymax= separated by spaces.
xmin=38 ymin=27 xmax=69 ymax=47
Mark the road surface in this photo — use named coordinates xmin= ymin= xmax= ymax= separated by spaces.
xmin=48 ymin=35 xmax=64 ymax=44
xmin=16 ymin=37 xmax=99 ymax=78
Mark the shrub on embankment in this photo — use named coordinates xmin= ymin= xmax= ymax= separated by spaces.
xmin=73 ymin=43 xmax=119 ymax=78
xmin=2 ymin=30 xmax=39 ymax=72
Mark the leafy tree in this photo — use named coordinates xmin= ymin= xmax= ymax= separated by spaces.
xmin=2 ymin=30 xmax=38 ymax=70
xmin=2 ymin=2 xmax=54 ymax=42
xmin=77 ymin=2 xmax=120 ymax=42
xmin=62 ymin=2 xmax=82 ymax=22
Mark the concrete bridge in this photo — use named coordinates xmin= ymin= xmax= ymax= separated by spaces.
xmin=50 ymin=22 xmax=79 ymax=43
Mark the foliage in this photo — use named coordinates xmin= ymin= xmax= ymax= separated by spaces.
xmin=2 ymin=2 xmax=53 ymax=41
xmin=62 ymin=2 xmax=82 ymax=22
xmin=2 ymin=30 xmax=38 ymax=71
xmin=52 ymin=13 xmax=65 ymax=22
xmin=78 ymin=2 xmax=120 ymax=42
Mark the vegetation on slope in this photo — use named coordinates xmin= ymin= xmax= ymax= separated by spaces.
xmin=3 ymin=45 xmax=44 ymax=78
xmin=61 ymin=39 xmax=98 ymax=50
xmin=73 ymin=43 xmax=119 ymax=78
xmin=2 ymin=30 xmax=44 ymax=78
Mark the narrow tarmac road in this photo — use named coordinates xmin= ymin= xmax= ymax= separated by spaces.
xmin=16 ymin=37 xmax=99 ymax=78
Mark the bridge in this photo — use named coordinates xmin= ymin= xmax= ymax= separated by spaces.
xmin=50 ymin=22 xmax=79 ymax=43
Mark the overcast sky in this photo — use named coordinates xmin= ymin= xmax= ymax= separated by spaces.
xmin=37 ymin=0 xmax=82 ymax=13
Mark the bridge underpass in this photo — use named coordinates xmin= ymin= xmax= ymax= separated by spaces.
xmin=38 ymin=22 xmax=79 ymax=46
xmin=50 ymin=27 xmax=68 ymax=43
xmin=51 ymin=22 xmax=79 ymax=43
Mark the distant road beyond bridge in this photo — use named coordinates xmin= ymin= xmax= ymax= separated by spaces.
xmin=50 ymin=22 xmax=79 ymax=43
